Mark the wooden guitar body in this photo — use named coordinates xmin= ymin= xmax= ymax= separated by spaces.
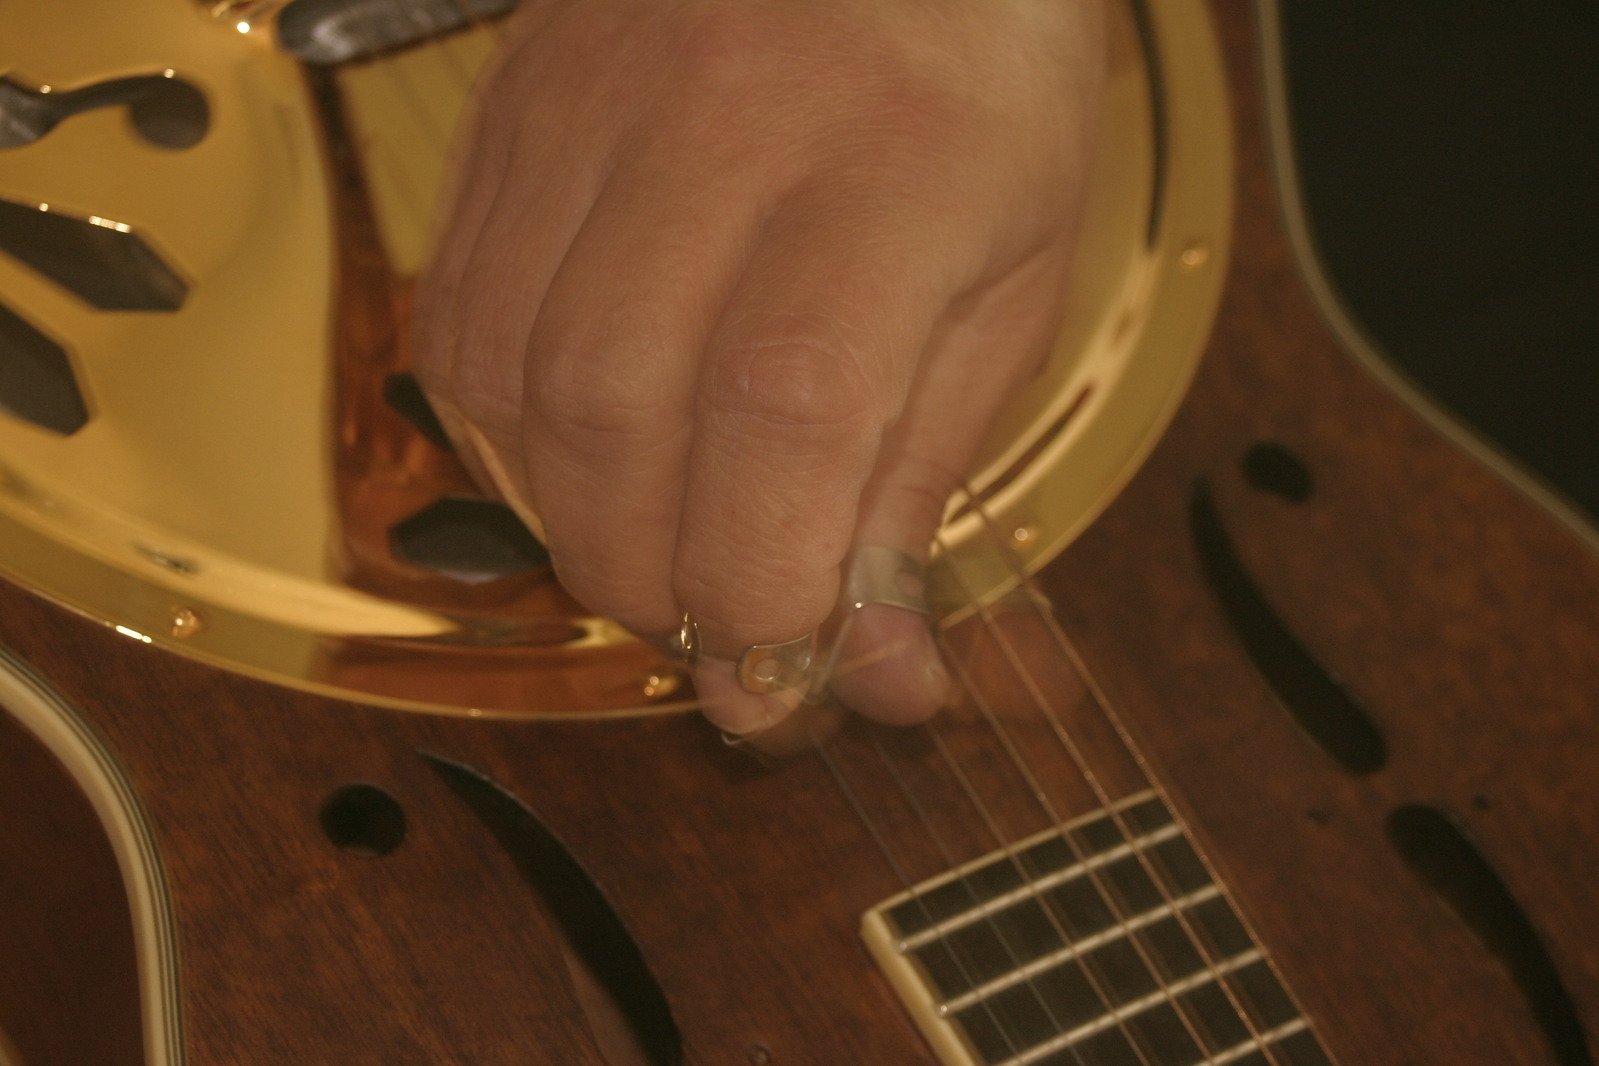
xmin=0 ymin=2 xmax=1595 ymax=1064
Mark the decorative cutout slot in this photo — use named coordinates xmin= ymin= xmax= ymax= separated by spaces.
xmin=1241 ymin=442 xmax=1314 ymax=503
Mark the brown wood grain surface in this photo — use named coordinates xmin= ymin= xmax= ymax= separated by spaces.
xmin=1 ymin=1 xmax=1596 ymax=1063
xmin=0 ymin=712 xmax=143 ymax=1066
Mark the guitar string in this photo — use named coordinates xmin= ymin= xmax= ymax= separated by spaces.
xmin=846 ymin=611 xmax=1180 ymax=1065
xmin=812 ymin=600 xmax=1189 ymax=1066
xmin=692 ymin=611 xmax=1147 ymax=1063
xmin=954 ymin=482 xmax=1299 ymax=1054
xmin=816 ymin=593 xmax=1199 ymax=1063
xmin=922 ymin=625 xmax=1210 ymax=1063
xmin=937 ymin=516 xmax=1283 ymax=1066
xmin=365 ymin=0 xmax=507 ymax=224
xmin=678 ymin=604 xmax=1185 ymax=1064
xmin=945 ymin=490 xmax=1291 ymax=1064
xmin=809 ymin=725 xmax=1037 ymax=1064
xmin=375 ymin=54 xmax=456 ymax=163
xmin=358 ymin=24 xmax=1282 ymax=1063
xmin=773 ymin=598 xmax=1211 ymax=1063
xmin=918 ymin=720 xmax=1170 ymax=1066
xmin=919 ymin=598 xmax=1219 ymax=1062
xmin=813 ymin=611 xmax=1101 ymax=1065
xmin=804 ymin=550 xmax=1250 ymax=1064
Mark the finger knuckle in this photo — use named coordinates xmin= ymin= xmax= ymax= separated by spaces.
xmin=708 ymin=335 xmax=882 ymax=439
xmin=670 ymin=3 xmax=793 ymax=85
xmin=527 ymin=346 xmax=672 ymax=449
xmin=858 ymin=73 xmax=970 ymax=149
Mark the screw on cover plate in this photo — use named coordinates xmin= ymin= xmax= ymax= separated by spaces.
xmin=168 ymin=607 xmax=203 ymax=638
xmin=1179 ymin=241 xmax=1210 ymax=269
xmin=641 ymin=670 xmax=685 ymax=699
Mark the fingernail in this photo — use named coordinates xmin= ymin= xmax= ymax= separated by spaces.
xmin=694 ymin=658 xmax=801 ymax=737
xmin=724 ymin=700 xmax=848 ymax=761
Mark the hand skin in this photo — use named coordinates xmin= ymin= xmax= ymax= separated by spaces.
xmin=414 ymin=0 xmax=1106 ymax=735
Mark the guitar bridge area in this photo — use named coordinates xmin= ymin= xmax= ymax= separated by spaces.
xmin=861 ymin=791 xmax=1330 ymax=1066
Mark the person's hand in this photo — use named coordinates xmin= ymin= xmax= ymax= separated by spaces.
xmin=413 ymin=0 xmax=1105 ymax=735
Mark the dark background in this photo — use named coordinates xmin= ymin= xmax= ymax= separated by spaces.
xmin=1282 ymin=2 xmax=1598 ymax=525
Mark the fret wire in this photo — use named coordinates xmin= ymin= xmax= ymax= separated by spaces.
xmin=992 ymin=949 xmax=1264 ymax=1066
xmin=868 ymin=736 xmax=1101 ymax=1066
xmin=1209 ymin=1019 xmax=1311 ymax=1066
xmin=949 ymin=487 xmax=1296 ymax=1065
xmin=938 ymin=885 xmax=1222 ymax=1015
xmin=929 ymin=619 xmax=1214 ymax=1062
xmin=811 ymin=729 xmax=1032 ymax=1063
xmin=898 ymin=819 xmax=1184 ymax=949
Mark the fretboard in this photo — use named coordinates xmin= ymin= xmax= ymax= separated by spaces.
xmin=862 ymin=791 xmax=1334 ymax=1066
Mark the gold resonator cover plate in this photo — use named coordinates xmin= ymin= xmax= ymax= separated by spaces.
xmin=0 ymin=1 xmax=1229 ymax=717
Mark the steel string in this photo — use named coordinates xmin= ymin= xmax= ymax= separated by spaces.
xmin=939 ymin=488 xmax=1294 ymax=1064
xmin=808 ymin=610 xmax=1097 ymax=1066
xmin=918 ymin=594 xmax=1221 ymax=1062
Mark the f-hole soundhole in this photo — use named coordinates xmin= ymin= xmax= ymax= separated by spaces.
xmin=424 ymin=753 xmax=682 ymax=1066
xmin=1388 ymin=804 xmax=1591 ymax=1065
xmin=1242 ymin=441 xmax=1314 ymax=502
xmin=1189 ymin=479 xmax=1387 ymax=774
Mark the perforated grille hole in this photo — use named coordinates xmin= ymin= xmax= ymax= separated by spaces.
xmin=0 ymin=199 xmax=185 ymax=311
xmin=391 ymin=496 xmax=549 ymax=581
xmin=0 ymin=304 xmax=87 ymax=434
